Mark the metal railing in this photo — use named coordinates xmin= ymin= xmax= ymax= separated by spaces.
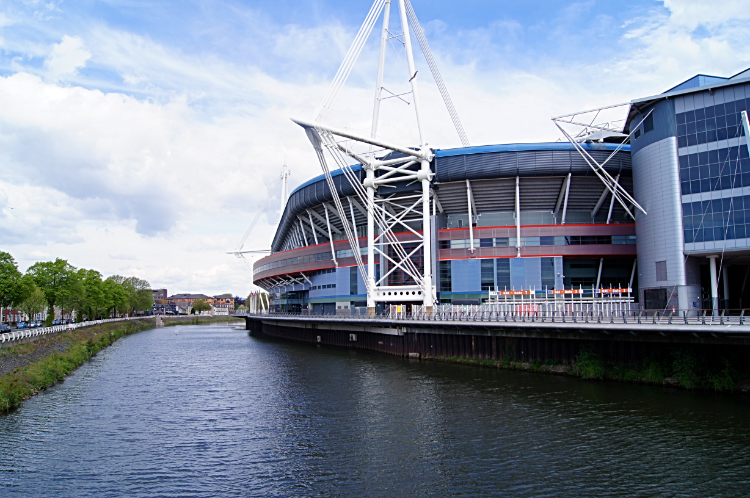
xmin=0 ymin=316 xmax=152 ymax=345
xmin=234 ymin=308 xmax=750 ymax=327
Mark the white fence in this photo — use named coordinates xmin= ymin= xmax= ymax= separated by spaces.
xmin=0 ymin=316 xmax=151 ymax=346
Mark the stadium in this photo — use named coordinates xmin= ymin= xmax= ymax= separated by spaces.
xmin=252 ymin=67 xmax=750 ymax=316
xmin=252 ymin=141 xmax=638 ymax=313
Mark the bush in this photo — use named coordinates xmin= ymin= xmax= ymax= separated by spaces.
xmin=671 ymin=348 xmax=701 ymax=389
xmin=575 ymin=347 xmax=605 ymax=380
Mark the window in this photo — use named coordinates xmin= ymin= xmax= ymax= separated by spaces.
xmin=496 ymin=259 xmax=511 ymax=290
xmin=480 ymin=238 xmax=493 ymax=247
xmin=439 ymin=261 xmax=452 ymax=292
xmin=634 ymin=128 xmax=641 ymax=139
xmin=644 ymin=113 xmax=654 ymax=133
xmin=481 ymin=259 xmax=494 ymax=291
xmin=541 ymin=257 xmax=556 ymax=290
xmin=655 ymin=260 xmax=668 ymax=281
xmin=350 ymin=266 xmax=358 ymax=295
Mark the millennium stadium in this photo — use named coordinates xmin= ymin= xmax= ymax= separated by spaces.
xmin=244 ymin=0 xmax=750 ymax=318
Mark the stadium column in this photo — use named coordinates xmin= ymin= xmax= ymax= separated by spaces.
xmin=366 ymin=164 xmax=376 ymax=315
xmin=708 ymin=255 xmax=719 ymax=316
xmin=420 ymin=155 xmax=434 ymax=313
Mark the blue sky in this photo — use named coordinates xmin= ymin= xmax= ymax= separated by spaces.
xmin=0 ymin=0 xmax=748 ymax=294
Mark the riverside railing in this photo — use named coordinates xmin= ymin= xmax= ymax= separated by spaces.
xmin=235 ymin=308 xmax=750 ymax=327
xmin=0 ymin=316 xmax=152 ymax=345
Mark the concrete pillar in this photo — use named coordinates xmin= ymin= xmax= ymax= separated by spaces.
xmin=722 ymin=265 xmax=730 ymax=311
xmin=708 ymin=256 xmax=719 ymax=316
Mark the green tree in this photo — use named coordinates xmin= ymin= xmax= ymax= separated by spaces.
xmin=26 ymin=258 xmax=76 ymax=319
xmin=0 ymin=252 xmax=25 ymax=324
xmin=103 ymin=278 xmax=129 ymax=317
xmin=192 ymin=299 xmax=211 ymax=314
xmin=80 ymin=269 xmax=106 ymax=319
xmin=18 ymin=285 xmax=47 ymax=323
xmin=123 ymin=276 xmax=153 ymax=314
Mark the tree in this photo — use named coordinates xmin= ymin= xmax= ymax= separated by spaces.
xmin=103 ymin=278 xmax=129 ymax=317
xmin=26 ymin=258 xmax=76 ymax=318
xmin=0 ymin=252 xmax=24 ymax=323
xmin=123 ymin=277 xmax=153 ymax=314
xmin=192 ymin=299 xmax=211 ymax=314
xmin=18 ymin=285 xmax=47 ymax=323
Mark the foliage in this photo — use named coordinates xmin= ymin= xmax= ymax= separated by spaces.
xmin=0 ymin=252 xmax=27 ymax=321
xmin=575 ymin=347 xmax=605 ymax=380
xmin=26 ymin=258 xmax=76 ymax=312
xmin=671 ymin=348 xmax=701 ymax=389
xmin=17 ymin=286 xmax=47 ymax=322
xmin=192 ymin=299 xmax=211 ymax=314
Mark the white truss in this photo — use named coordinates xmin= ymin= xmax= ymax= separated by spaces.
xmin=292 ymin=0 xmax=467 ymax=310
xmin=551 ymin=102 xmax=649 ymax=218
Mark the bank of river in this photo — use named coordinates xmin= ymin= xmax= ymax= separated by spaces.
xmin=2 ymin=323 xmax=749 ymax=496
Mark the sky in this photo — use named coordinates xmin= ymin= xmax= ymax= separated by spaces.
xmin=0 ymin=0 xmax=749 ymax=296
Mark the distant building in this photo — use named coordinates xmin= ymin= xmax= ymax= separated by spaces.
xmin=152 ymin=289 xmax=167 ymax=300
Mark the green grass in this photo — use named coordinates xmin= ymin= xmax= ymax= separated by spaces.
xmin=0 ymin=320 xmax=153 ymax=413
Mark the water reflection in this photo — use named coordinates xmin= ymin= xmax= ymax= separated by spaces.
xmin=1 ymin=325 xmax=749 ymax=497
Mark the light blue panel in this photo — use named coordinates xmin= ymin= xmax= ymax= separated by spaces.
xmin=451 ymin=259 xmax=481 ymax=292
xmin=510 ymin=258 xmax=542 ymax=290
xmin=554 ymin=257 xmax=564 ymax=289
xmin=336 ymin=267 xmax=350 ymax=295
xmin=356 ymin=266 xmax=366 ymax=295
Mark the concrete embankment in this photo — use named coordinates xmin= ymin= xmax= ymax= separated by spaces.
xmin=245 ymin=315 xmax=750 ymax=393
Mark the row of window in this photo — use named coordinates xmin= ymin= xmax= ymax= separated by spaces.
xmin=676 ymin=98 xmax=749 ymax=124
xmin=254 ymin=246 xmax=371 ymax=274
xmin=313 ymin=268 xmax=335 ymax=276
xmin=336 ymin=247 xmax=368 ymax=259
xmin=679 ymin=146 xmax=750 ymax=168
xmin=439 ymin=235 xmax=636 ymax=249
xmin=682 ymin=197 xmax=750 ymax=217
xmin=676 ymin=98 xmax=749 ymax=148
xmin=310 ymin=284 xmax=336 ymax=290
xmin=255 ymin=251 xmax=333 ymax=274
xmin=684 ymin=226 xmax=750 ymax=244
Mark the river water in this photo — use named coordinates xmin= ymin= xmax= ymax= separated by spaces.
xmin=1 ymin=324 xmax=749 ymax=497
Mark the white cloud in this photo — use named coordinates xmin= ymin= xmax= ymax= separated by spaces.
xmin=0 ymin=0 xmax=749 ymax=296
xmin=44 ymin=35 xmax=90 ymax=81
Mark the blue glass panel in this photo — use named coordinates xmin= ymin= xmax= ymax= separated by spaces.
xmin=700 ymin=165 xmax=710 ymax=179
xmin=736 ymin=224 xmax=746 ymax=239
xmin=696 ymin=120 xmax=706 ymax=133
xmin=707 ymin=130 xmax=717 ymax=142
xmin=726 ymin=226 xmax=735 ymax=240
xmin=698 ymin=151 xmax=709 ymax=164
xmin=677 ymin=123 xmax=687 ymax=135
xmin=682 ymin=202 xmax=692 ymax=216
xmin=692 ymin=201 xmax=703 ymax=214
xmin=686 ymin=121 xmax=696 ymax=133
xmin=701 ymin=179 xmax=712 ymax=192
xmin=677 ymin=112 xmax=686 ymax=125
xmin=716 ymin=115 xmax=727 ymax=128
xmin=704 ymin=228 xmax=715 ymax=241
xmin=695 ymin=107 xmax=705 ymax=120
xmin=686 ymin=110 xmax=696 ymax=122
xmin=709 ymin=150 xmax=719 ymax=163
xmin=680 ymin=168 xmax=689 ymax=181
xmin=725 ymin=101 xmax=736 ymax=113
xmin=694 ymin=228 xmax=704 ymax=243
xmin=684 ymin=230 xmax=694 ymax=243
xmin=722 ymin=197 xmax=732 ymax=211
xmin=717 ymin=128 xmax=728 ymax=141
xmin=678 ymin=136 xmax=687 ymax=148
xmin=681 ymin=182 xmax=690 ymax=195
xmin=688 ymin=153 xmax=699 ymax=166
xmin=687 ymin=134 xmax=698 ymax=146
xmin=706 ymin=118 xmax=717 ymax=131
xmin=714 ymin=227 xmax=724 ymax=240
xmin=715 ymin=104 xmax=725 ymax=117
xmin=734 ymin=196 xmax=744 ymax=210
xmin=709 ymin=164 xmax=720 ymax=177
xmin=679 ymin=155 xmax=689 ymax=168
xmin=697 ymin=132 xmax=707 ymax=144
xmin=705 ymin=106 xmax=715 ymax=118
xmin=721 ymin=176 xmax=732 ymax=189
xmin=690 ymin=180 xmax=700 ymax=194
xmin=727 ymin=112 xmax=738 ymax=127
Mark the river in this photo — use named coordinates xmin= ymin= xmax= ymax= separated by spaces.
xmin=1 ymin=324 xmax=749 ymax=497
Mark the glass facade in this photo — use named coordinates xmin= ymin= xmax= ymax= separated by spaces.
xmin=677 ymin=85 xmax=750 ymax=248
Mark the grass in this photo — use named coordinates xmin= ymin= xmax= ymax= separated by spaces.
xmin=427 ymin=346 xmax=748 ymax=392
xmin=0 ymin=319 xmax=154 ymax=413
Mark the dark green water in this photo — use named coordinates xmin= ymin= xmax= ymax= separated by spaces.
xmin=1 ymin=324 xmax=749 ymax=497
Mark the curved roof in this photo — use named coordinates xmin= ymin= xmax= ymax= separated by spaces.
xmin=274 ymin=142 xmax=632 ymax=252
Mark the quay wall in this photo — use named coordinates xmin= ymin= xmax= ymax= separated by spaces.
xmin=244 ymin=315 xmax=750 ymax=366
